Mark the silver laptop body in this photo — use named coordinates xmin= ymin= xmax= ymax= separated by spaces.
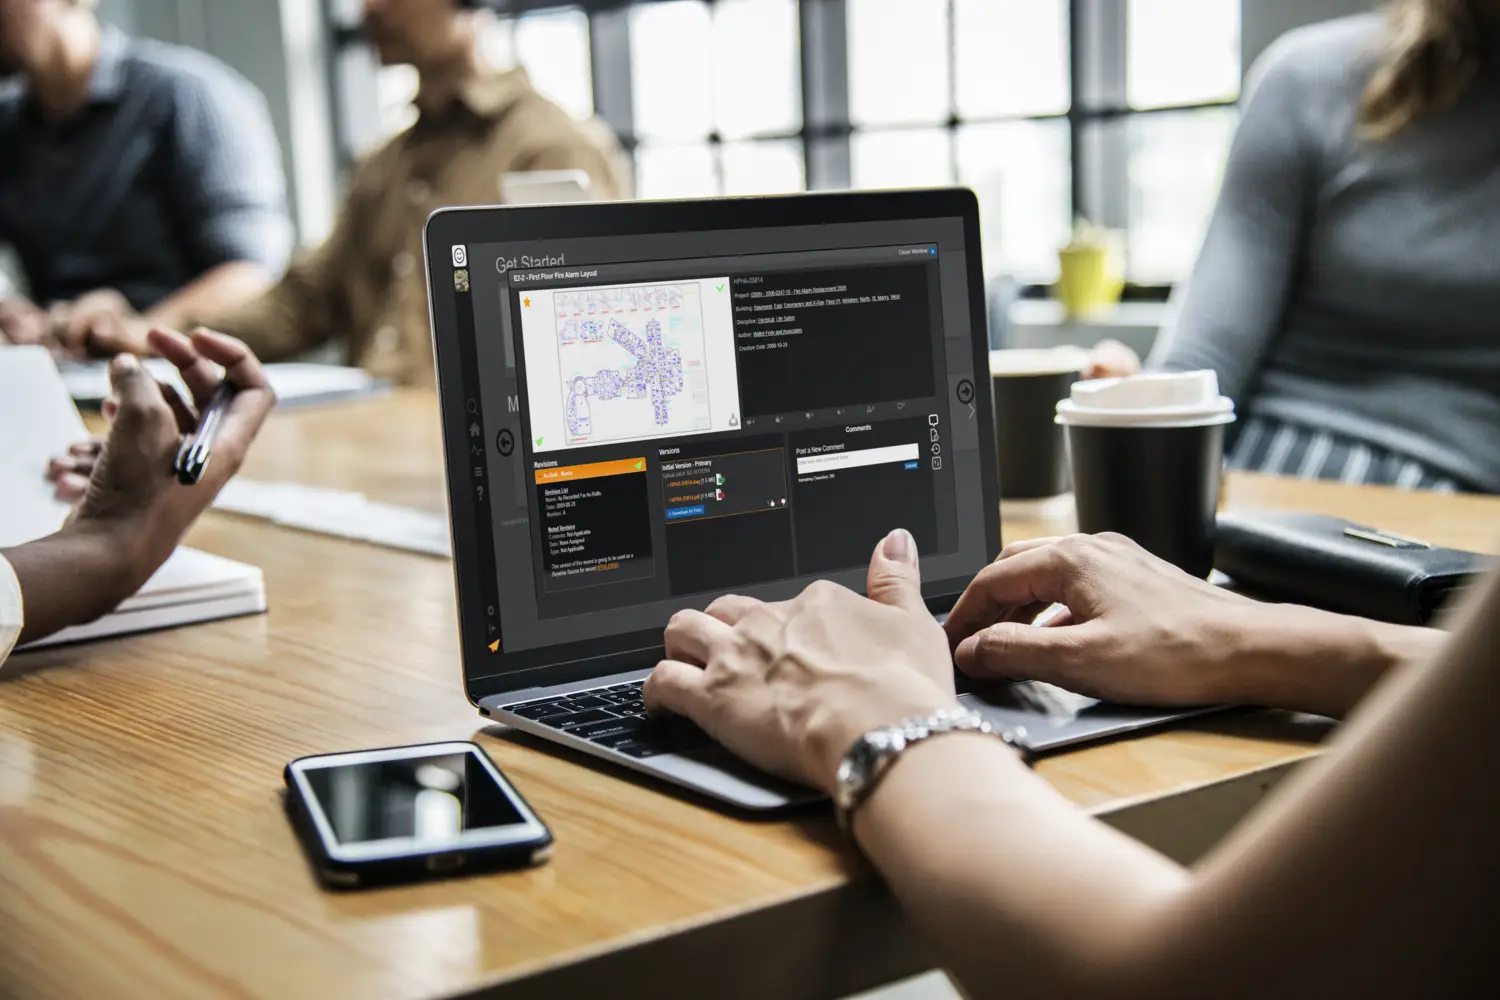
xmin=424 ymin=190 xmax=1206 ymax=812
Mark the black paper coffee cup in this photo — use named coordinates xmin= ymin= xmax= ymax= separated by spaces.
xmin=991 ymin=348 xmax=1088 ymax=500
xmin=1057 ymin=372 xmax=1234 ymax=579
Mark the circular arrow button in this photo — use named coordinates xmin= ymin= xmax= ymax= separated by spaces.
xmin=956 ymin=378 xmax=975 ymax=404
xmin=496 ymin=429 xmax=515 ymax=456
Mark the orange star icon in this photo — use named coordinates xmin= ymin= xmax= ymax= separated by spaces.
xmin=522 ymin=297 xmax=531 ymax=308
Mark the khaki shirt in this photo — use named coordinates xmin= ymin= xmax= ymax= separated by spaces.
xmin=212 ymin=67 xmax=625 ymax=387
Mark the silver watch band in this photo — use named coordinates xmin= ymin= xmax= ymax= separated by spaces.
xmin=833 ymin=708 xmax=1028 ymax=832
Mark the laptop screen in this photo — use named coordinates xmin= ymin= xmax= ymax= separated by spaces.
xmin=428 ymin=194 xmax=999 ymax=694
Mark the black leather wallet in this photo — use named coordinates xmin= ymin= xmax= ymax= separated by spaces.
xmin=1214 ymin=511 xmax=1492 ymax=626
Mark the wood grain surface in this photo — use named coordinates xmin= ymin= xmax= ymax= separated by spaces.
xmin=2 ymin=392 xmax=1494 ymax=1000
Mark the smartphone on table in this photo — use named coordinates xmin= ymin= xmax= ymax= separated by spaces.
xmin=284 ymin=741 xmax=552 ymax=890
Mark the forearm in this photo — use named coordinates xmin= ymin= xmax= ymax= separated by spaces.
xmin=199 ymin=166 xmax=360 ymax=360
xmin=1226 ymin=603 xmax=1443 ymax=718
xmin=852 ymin=734 xmax=1189 ymax=1000
xmin=145 ymin=262 xmax=273 ymax=331
xmin=3 ymin=527 xmax=143 ymax=645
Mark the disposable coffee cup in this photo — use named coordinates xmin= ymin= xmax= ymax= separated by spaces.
xmin=991 ymin=347 xmax=1089 ymax=501
xmin=1056 ymin=371 xmax=1235 ymax=579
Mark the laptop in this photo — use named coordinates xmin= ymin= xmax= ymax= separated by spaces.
xmin=423 ymin=190 xmax=1206 ymax=811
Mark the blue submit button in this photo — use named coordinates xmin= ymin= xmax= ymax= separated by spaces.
xmin=666 ymin=504 xmax=706 ymax=520
xmin=903 ymin=461 xmax=919 ymax=470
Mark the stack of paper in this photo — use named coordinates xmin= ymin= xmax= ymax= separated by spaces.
xmin=0 ymin=346 xmax=266 ymax=650
xmin=57 ymin=360 xmax=385 ymax=410
xmin=22 ymin=548 xmax=267 ymax=649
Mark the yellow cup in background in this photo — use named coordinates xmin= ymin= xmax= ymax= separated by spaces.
xmin=1054 ymin=225 xmax=1124 ymax=318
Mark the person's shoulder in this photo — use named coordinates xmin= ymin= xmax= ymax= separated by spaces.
xmin=350 ymin=123 xmax=414 ymax=179
xmin=122 ymin=35 xmax=269 ymax=113
xmin=1241 ymin=13 xmax=1385 ymax=136
xmin=501 ymin=80 xmax=612 ymax=148
xmin=1251 ymin=14 xmax=1384 ymax=93
xmin=496 ymin=94 xmax=623 ymax=180
xmin=338 ymin=128 xmax=413 ymax=203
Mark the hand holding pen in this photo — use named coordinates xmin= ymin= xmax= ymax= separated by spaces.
xmin=175 ymin=380 xmax=239 ymax=485
xmin=44 ymin=328 xmax=277 ymax=589
xmin=32 ymin=332 xmax=276 ymax=620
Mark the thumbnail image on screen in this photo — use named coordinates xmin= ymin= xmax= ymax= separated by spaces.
xmin=519 ymin=277 xmax=742 ymax=453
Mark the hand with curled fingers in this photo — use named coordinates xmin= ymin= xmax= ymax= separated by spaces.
xmin=1081 ymin=338 xmax=1142 ymax=380
xmin=0 ymin=296 xmax=48 ymax=346
xmin=45 ymin=373 xmax=143 ymax=503
xmin=47 ymin=439 xmax=105 ymax=504
xmin=643 ymin=528 xmax=960 ymax=793
xmin=5 ymin=327 xmax=275 ymax=644
xmin=942 ymin=532 xmax=1268 ymax=707
xmin=45 ymin=289 xmax=154 ymax=360
xmin=68 ymin=327 xmax=276 ymax=588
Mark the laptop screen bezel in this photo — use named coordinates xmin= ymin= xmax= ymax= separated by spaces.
xmin=424 ymin=189 xmax=1001 ymax=705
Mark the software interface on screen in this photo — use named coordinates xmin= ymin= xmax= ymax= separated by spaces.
xmin=443 ymin=216 xmax=992 ymax=676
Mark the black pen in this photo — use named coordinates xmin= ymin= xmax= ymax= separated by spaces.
xmin=174 ymin=381 xmax=238 ymax=486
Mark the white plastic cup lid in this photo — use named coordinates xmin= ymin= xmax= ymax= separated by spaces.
xmin=989 ymin=347 xmax=1091 ymax=377
xmin=1055 ymin=370 xmax=1235 ymax=428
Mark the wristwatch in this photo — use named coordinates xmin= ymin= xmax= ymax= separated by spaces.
xmin=833 ymin=707 xmax=1030 ymax=832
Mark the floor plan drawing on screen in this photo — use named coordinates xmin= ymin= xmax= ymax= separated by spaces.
xmin=555 ymin=282 xmax=712 ymax=446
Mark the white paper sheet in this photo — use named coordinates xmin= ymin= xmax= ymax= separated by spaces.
xmin=0 ymin=347 xmax=88 ymax=547
xmin=213 ymin=479 xmax=452 ymax=557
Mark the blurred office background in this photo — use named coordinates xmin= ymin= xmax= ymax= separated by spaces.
xmin=76 ymin=1 xmax=1367 ymax=305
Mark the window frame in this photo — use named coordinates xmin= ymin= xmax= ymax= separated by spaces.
xmin=322 ymin=0 xmax=1238 ymax=297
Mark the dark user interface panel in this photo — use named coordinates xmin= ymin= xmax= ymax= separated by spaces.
xmin=510 ymin=243 xmax=959 ymax=621
xmin=438 ymin=214 xmax=990 ymax=670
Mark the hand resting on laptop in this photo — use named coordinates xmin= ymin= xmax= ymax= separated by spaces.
xmin=645 ymin=528 xmax=960 ymax=792
xmin=945 ymin=532 xmax=1441 ymax=719
xmin=644 ymin=528 xmax=1447 ymax=792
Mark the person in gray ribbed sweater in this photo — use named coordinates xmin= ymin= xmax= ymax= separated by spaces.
xmin=1144 ymin=6 xmax=1500 ymax=493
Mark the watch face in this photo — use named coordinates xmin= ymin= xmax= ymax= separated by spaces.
xmin=836 ymin=733 xmax=879 ymax=804
xmin=856 ymin=732 xmax=892 ymax=767
xmin=836 ymin=755 xmax=856 ymax=784
xmin=835 ymin=752 xmax=866 ymax=812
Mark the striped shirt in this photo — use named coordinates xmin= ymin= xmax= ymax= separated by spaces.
xmin=0 ymin=27 xmax=293 ymax=312
xmin=1230 ymin=415 xmax=1462 ymax=493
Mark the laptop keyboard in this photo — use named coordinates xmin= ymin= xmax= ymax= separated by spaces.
xmin=503 ymin=681 xmax=713 ymax=759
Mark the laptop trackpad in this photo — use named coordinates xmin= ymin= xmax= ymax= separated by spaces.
xmin=644 ymin=748 xmax=822 ymax=809
xmin=960 ymin=682 xmax=1215 ymax=754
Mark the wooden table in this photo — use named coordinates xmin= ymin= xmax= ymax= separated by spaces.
xmin=3 ymin=392 xmax=1495 ymax=1000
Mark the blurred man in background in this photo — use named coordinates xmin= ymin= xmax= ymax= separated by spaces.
xmin=0 ymin=0 xmax=292 ymax=350
xmin=202 ymin=0 xmax=625 ymax=387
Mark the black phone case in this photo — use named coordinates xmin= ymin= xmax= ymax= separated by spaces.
xmin=283 ymin=743 xmax=554 ymax=891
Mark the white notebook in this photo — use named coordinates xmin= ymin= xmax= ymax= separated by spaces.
xmin=0 ymin=346 xmax=266 ymax=650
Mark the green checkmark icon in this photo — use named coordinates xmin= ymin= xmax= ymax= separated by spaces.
xmin=716 ymin=284 xmax=725 ymax=292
